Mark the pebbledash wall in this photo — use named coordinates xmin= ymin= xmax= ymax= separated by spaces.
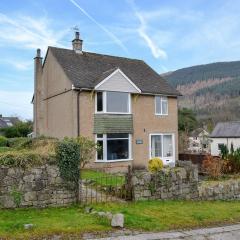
xmin=132 ymin=161 xmax=240 ymax=201
xmin=0 ymin=164 xmax=76 ymax=208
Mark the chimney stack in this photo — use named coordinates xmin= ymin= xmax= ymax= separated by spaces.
xmin=72 ymin=31 xmax=83 ymax=53
xmin=33 ymin=48 xmax=43 ymax=137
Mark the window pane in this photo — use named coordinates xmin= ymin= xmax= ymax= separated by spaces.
xmin=151 ymin=135 xmax=162 ymax=158
xmin=107 ymin=133 xmax=128 ymax=139
xmin=162 ymin=99 xmax=168 ymax=114
xmin=155 ymin=96 xmax=162 ymax=114
xmin=97 ymin=92 xmax=103 ymax=112
xmin=106 ymin=92 xmax=129 ymax=113
xmin=97 ymin=140 xmax=103 ymax=160
xmin=107 ymin=139 xmax=129 ymax=160
xmin=163 ymin=135 xmax=173 ymax=157
xmin=97 ymin=134 xmax=103 ymax=138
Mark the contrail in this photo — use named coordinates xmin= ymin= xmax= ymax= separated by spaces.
xmin=69 ymin=0 xmax=128 ymax=53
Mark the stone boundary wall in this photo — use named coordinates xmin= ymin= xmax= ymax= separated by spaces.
xmin=0 ymin=164 xmax=76 ymax=208
xmin=198 ymin=179 xmax=240 ymax=200
xmin=132 ymin=161 xmax=199 ymax=201
xmin=132 ymin=161 xmax=240 ymax=201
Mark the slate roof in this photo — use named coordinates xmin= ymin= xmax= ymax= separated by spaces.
xmin=210 ymin=121 xmax=240 ymax=138
xmin=49 ymin=47 xmax=180 ymax=96
xmin=0 ymin=119 xmax=8 ymax=128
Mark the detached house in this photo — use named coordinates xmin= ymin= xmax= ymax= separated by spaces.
xmin=210 ymin=121 xmax=240 ymax=156
xmin=33 ymin=32 xmax=180 ymax=170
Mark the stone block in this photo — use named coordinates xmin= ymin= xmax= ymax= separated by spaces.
xmin=111 ymin=213 xmax=124 ymax=228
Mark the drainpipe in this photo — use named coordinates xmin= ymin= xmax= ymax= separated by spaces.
xmin=77 ymin=90 xmax=81 ymax=137
xmin=72 ymin=85 xmax=81 ymax=137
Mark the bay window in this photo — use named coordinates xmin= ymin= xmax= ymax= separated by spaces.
xmin=96 ymin=91 xmax=131 ymax=114
xmin=155 ymin=96 xmax=168 ymax=115
xmin=150 ymin=133 xmax=174 ymax=164
xmin=96 ymin=133 xmax=132 ymax=161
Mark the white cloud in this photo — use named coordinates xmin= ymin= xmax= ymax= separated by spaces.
xmin=0 ymin=59 xmax=32 ymax=70
xmin=69 ymin=0 xmax=128 ymax=54
xmin=0 ymin=13 xmax=68 ymax=52
xmin=0 ymin=90 xmax=33 ymax=120
xmin=127 ymin=0 xmax=167 ymax=59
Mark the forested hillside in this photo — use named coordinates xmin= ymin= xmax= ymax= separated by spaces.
xmin=163 ymin=61 xmax=240 ymax=124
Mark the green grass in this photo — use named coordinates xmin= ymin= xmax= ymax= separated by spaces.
xmin=2 ymin=201 xmax=240 ymax=239
xmin=93 ymin=200 xmax=240 ymax=231
xmin=81 ymin=169 xmax=125 ymax=186
xmin=0 ymin=206 xmax=110 ymax=239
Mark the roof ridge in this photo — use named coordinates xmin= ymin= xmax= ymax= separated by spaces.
xmin=48 ymin=46 xmax=144 ymax=62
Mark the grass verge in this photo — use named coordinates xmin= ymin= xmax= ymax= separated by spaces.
xmin=1 ymin=200 xmax=240 ymax=239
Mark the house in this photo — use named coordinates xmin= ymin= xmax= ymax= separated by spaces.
xmin=0 ymin=114 xmax=19 ymax=128
xmin=210 ymin=121 xmax=240 ymax=156
xmin=188 ymin=128 xmax=210 ymax=153
xmin=33 ymin=32 xmax=180 ymax=170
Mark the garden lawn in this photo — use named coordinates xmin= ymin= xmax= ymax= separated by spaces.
xmin=2 ymin=201 xmax=240 ymax=239
xmin=81 ymin=169 xmax=125 ymax=186
xmin=0 ymin=206 xmax=110 ymax=239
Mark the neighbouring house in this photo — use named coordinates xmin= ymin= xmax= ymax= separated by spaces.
xmin=188 ymin=128 xmax=210 ymax=153
xmin=0 ymin=114 xmax=19 ymax=128
xmin=210 ymin=121 xmax=240 ymax=156
xmin=33 ymin=32 xmax=180 ymax=170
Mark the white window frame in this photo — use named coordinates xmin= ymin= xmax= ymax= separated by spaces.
xmin=95 ymin=134 xmax=132 ymax=162
xmin=155 ymin=96 xmax=168 ymax=116
xmin=95 ymin=91 xmax=131 ymax=114
xmin=149 ymin=133 xmax=175 ymax=165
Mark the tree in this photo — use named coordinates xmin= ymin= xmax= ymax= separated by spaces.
xmin=178 ymin=108 xmax=198 ymax=134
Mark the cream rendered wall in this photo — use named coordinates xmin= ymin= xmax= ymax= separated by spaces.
xmin=132 ymin=95 xmax=178 ymax=168
xmin=211 ymin=138 xmax=240 ymax=156
xmin=39 ymin=50 xmax=77 ymax=138
xmin=79 ymin=92 xmax=178 ymax=169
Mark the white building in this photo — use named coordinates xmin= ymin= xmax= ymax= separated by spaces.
xmin=210 ymin=121 xmax=240 ymax=156
xmin=188 ymin=128 xmax=210 ymax=153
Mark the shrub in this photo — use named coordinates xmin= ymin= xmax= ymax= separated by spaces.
xmin=1 ymin=121 xmax=33 ymax=138
xmin=0 ymin=136 xmax=8 ymax=147
xmin=0 ymin=150 xmax=56 ymax=168
xmin=202 ymin=155 xmax=223 ymax=179
xmin=56 ymin=138 xmax=80 ymax=201
xmin=148 ymin=157 xmax=164 ymax=173
xmin=75 ymin=136 xmax=97 ymax=168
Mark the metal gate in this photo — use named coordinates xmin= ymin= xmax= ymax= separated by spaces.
xmin=79 ymin=166 xmax=133 ymax=204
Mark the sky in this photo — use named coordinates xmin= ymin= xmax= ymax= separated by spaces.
xmin=1 ymin=0 xmax=240 ymax=119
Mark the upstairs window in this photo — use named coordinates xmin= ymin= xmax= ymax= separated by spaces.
xmin=96 ymin=91 xmax=131 ymax=114
xmin=155 ymin=96 xmax=168 ymax=115
xmin=97 ymin=92 xmax=103 ymax=112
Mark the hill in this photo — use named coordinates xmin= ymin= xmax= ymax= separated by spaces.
xmin=163 ymin=61 xmax=240 ymax=124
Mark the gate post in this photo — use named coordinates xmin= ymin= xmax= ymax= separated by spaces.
xmin=126 ymin=165 xmax=133 ymax=201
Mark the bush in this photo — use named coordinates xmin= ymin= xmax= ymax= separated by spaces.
xmin=1 ymin=121 xmax=33 ymax=138
xmin=202 ymin=155 xmax=223 ymax=179
xmin=75 ymin=136 xmax=97 ymax=168
xmin=0 ymin=136 xmax=8 ymax=147
xmin=148 ymin=157 xmax=164 ymax=173
xmin=219 ymin=144 xmax=240 ymax=173
xmin=56 ymin=138 xmax=80 ymax=184
xmin=0 ymin=150 xmax=56 ymax=168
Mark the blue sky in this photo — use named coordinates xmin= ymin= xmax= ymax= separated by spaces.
xmin=1 ymin=0 xmax=240 ymax=119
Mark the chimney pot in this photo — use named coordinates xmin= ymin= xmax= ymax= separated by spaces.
xmin=72 ymin=31 xmax=83 ymax=53
xmin=75 ymin=31 xmax=80 ymax=39
xmin=36 ymin=49 xmax=41 ymax=58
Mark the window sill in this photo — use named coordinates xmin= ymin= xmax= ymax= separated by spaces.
xmin=95 ymin=112 xmax=131 ymax=115
xmin=155 ymin=113 xmax=168 ymax=116
xmin=95 ymin=159 xmax=133 ymax=163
